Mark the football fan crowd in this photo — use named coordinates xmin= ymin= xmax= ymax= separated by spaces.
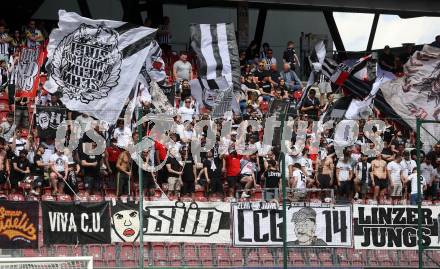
xmin=0 ymin=19 xmax=440 ymax=206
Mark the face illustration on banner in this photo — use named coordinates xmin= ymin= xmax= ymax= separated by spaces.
xmin=111 ymin=209 xmax=140 ymax=242
xmin=289 ymin=207 xmax=327 ymax=246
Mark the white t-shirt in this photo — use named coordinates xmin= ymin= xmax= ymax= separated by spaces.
xmin=240 ymin=160 xmax=256 ymax=175
xmin=421 ymin=163 xmax=435 ymax=184
xmin=292 ymin=169 xmax=306 ymax=189
xmin=400 ymin=159 xmax=416 ymax=177
xmin=113 ymin=127 xmax=132 ymax=148
xmin=387 ymin=161 xmax=402 ymax=183
xmin=50 ymin=153 xmax=68 ymax=172
xmin=408 ymin=173 xmax=426 ymax=195
xmin=336 ymin=160 xmax=352 ymax=182
xmin=178 ymin=106 xmax=195 ymax=122
xmin=300 ymin=157 xmax=313 ymax=177
xmin=9 ymin=137 xmax=28 ymax=156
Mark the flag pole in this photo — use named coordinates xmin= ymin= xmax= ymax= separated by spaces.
xmin=137 ymin=106 xmax=144 ymax=269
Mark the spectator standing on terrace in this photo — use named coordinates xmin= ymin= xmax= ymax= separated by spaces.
xmin=199 ymin=149 xmax=223 ymax=196
xmin=379 ymin=45 xmax=395 ymax=72
xmin=31 ymin=146 xmax=47 ymax=196
xmin=180 ymin=146 xmax=197 ymax=198
xmin=49 ymin=148 xmax=68 ymax=195
xmin=116 ymin=150 xmax=131 ymax=197
xmin=222 ymin=147 xmax=242 ymax=197
xmin=166 ymin=149 xmax=183 ymax=197
xmin=262 ymin=48 xmax=277 ymax=70
xmin=157 ymin=16 xmax=171 ymax=46
xmin=80 ymin=141 xmax=103 ymax=195
xmin=262 ymin=159 xmax=281 ymax=201
xmin=408 ymin=167 xmax=426 ymax=205
xmin=421 ymin=157 xmax=436 ymax=201
xmin=371 ymin=153 xmax=388 ymax=201
xmin=178 ymin=97 xmax=195 ymax=122
xmin=253 ymin=61 xmax=271 ymax=96
xmin=259 ymin=43 xmax=270 ymax=60
xmin=0 ymin=138 xmax=9 ymax=187
xmin=173 ymin=51 xmax=192 ymax=83
xmin=239 ymin=153 xmax=258 ymax=198
xmin=290 ymin=163 xmax=306 ymax=200
xmin=283 ymin=41 xmax=300 ymax=71
xmin=354 ymin=153 xmax=371 ymax=200
xmin=300 ymin=89 xmax=320 ymax=121
xmin=10 ymin=149 xmax=30 ymax=191
xmin=430 ymin=35 xmax=440 ymax=48
xmin=336 ymin=150 xmax=353 ymax=200
xmin=10 ymin=129 xmax=28 ymax=157
xmin=387 ymin=154 xmax=404 ymax=204
xmin=280 ymin=63 xmax=302 ymax=94
xmin=25 ymin=20 xmax=44 ymax=48
xmin=10 ymin=30 xmax=23 ymax=55
xmin=401 ymin=151 xmax=416 ymax=198
xmin=0 ymin=25 xmax=12 ymax=62
xmin=0 ymin=112 xmax=15 ymax=142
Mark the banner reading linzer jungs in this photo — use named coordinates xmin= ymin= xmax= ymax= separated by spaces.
xmin=0 ymin=201 xmax=38 ymax=249
xmin=110 ymin=201 xmax=230 ymax=243
xmin=354 ymin=205 xmax=440 ymax=249
xmin=231 ymin=202 xmax=352 ymax=247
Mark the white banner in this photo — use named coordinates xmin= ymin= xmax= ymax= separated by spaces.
xmin=231 ymin=202 xmax=352 ymax=247
xmin=44 ymin=10 xmax=156 ymax=124
xmin=111 ymin=201 xmax=230 ymax=244
xmin=354 ymin=204 xmax=440 ymax=249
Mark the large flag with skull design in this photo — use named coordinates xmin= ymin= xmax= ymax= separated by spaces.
xmin=44 ymin=10 xmax=157 ymax=124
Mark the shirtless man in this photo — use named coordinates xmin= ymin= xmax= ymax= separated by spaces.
xmin=0 ymin=138 xmax=9 ymax=187
xmin=318 ymin=153 xmax=335 ymax=189
xmin=116 ymin=150 xmax=131 ymax=197
xmin=371 ymin=153 xmax=388 ymax=201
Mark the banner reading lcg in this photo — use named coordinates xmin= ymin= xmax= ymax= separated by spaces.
xmin=231 ymin=202 xmax=352 ymax=247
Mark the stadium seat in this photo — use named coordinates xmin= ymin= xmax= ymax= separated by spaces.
xmin=0 ymin=99 xmax=9 ymax=111
xmin=23 ymin=248 xmax=41 ymax=257
xmin=246 ymin=249 xmax=260 ymax=266
xmin=0 ymin=91 xmax=8 ymax=100
xmin=198 ymin=244 xmax=212 ymax=261
xmin=8 ymin=193 xmax=25 ymax=201
xmin=167 ymin=243 xmax=182 ymax=265
xmin=26 ymin=195 xmax=39 ymax=201
xmin=75 ymin=193 xmax=89 ymax=202
xmin=215 ymin=245 xmax=230 ymax=267
xmin=71 ymin=246 xmax=83 ymax=257
xmin=288 ymin=249 xmax=305 ymax=265
xmin=54 ymin=245 xmax=70 ymax=256
xmin=89 ymin=194 xmax=103 ymax=202
xmin=120 ymin=243 xmax=137 ymax=267
xmin=104 ymin=193 xmax=117 ymax=201
xmin=228 ymin=246 xmax=243 ymax=266
xmin=195 ymin=196 xmax=208 ymax=202
xmin=319 ymin=251 xmax=333 ymax=266
xmin=183 ymin=243 xmax=198 ymax=266
xmin=88 ymin=245 xmax=103 ymax=261
xmin=152 ymin=242 xmax=168 ymax=267
xmin=57 ymin=194 xmax=72 ymax=202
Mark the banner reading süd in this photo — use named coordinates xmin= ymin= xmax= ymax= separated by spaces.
xmin=231 ymin=202 xmax=352 ymax=248
xmin=111 ymin=200 xmax=230 ymax=243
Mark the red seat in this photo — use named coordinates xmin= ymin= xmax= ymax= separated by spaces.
xmin=104 ymin=193 xmax=117 ymax=201
xmin=307 ymin=251 xmax=320 ymax=266
xmin=0 ymin=99 xmax=9 ymax=111
xmin=71 ymin=246 xmax=82 ymax=257
xmin=54 ymin=245 xmax=70 ymax=256
xmin=247 ymin=250 xmax=260 ymax=266
xmin=183 ymin=244 xmax=198 ymax=265
xmin=88 ymin=245 xmax=103 ymax=260
xmin=75 ymin=193 xmax=89 ymax=202
xmin=89 ymin=194 xmax=103 ymax=202
xmin=23 ymin=248 xmax=41 ymax=257
xmin=259 ymin=248 xmax=274 ymax=266
xmin=8 ymin=193 xmax=25 ymax=201
xmin=152 ymin=243 xmax=167 ymax=266
xmin=102 ymin=245 xmax=116 ymax=262
xmin=168 ymin=243 xmax=181 ymax=262
xmin=120 ymin=244 xmax=136 ymax=261
xmin=229 ymin=246 xmax=243 ymax=266
xmin=57 ymin=194 xmax=72 ymax=202
xmin=215 ymin=245 xmax=230 ymax=267
xmin=195 ymin=196 xmax=208 ymax=202
xmin=0 ymin=91 xmax=8 ymax=100
xmin=26 ymin=195 xmax=39 ymax=201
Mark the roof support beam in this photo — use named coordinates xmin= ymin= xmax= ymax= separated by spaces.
xmin=254 ymin=7 xmax=267 ymax=53
xmin=323 ymin=11 xmax=345 ymax=52
xmin=366 ymin=13 xmax=380 ymax=52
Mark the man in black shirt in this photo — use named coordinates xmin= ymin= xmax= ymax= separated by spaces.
xmin=263 ymin=159 xmax=281 ymax=201
xmin=166 ymin=151 xmax=183 ymax=196
xmin=31 ymin=146 xmax=48 ymax=195
xmin=180 ymin=147 xmax=197 ymax=198
xmin=283 ymin=41 xmax=300 ymax=71
xmin=300 ymin=89 xmax=320 ymax=120
xmin=11 ymin=149 xmax=30 ymax=191
xmin=253 ymin=61 xmax=271 ymax=94
xmin=80 ymin=142 xmax=103 ymax=194
xmin=199 ymin=150 xmax=223 ymax=196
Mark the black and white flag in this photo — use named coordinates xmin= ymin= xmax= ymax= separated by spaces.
xmin=44 ymin=10 xmax=156 ymax=124
xmin=36 ymin=106 xmax=67 ymax=139
xmin=190 ymin=23 xmax=240 ymax=93
xmin=189 ymin=76 xmax=240 ymax=118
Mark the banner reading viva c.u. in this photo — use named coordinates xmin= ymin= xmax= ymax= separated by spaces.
xmin=0 ymin=201 xmax=38 ymax=249
xmin=42 ymin=201 xmax=111 ymax=245
xmin=231 ymin=202 xmax=352 ymax=247
xmin=111 ymin=201 xmax=230 ymax=243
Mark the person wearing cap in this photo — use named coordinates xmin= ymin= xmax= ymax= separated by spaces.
xmin=10 ymin=149 xmax=31 ymax=192
xmin=288 ymin=207 xmax=327 ymax=246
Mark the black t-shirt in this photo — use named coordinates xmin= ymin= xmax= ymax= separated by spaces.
xmin=283 ymin=48 xmax=297 ymax=64
xmin=264 ymin=169 xmax=281 ymax=188
xmin=253 ymin=69 xmax=269 ymax=82
xmin=166 ymin=156 xmax=182 ymax=177
xmin=80 ymin=152 xmax=102 ymax=176
xmin=381 ymin=147 xmax=393 ymax=158
xmin=270 ymin=70 xmax=280 ymax=84
xmin=181 ymin=157 xmax=195 ymax=182
xmin=13 ymin=157 xmax=30 ymax=178
xmin=203 ymin=159 xmax=221 ymax=180
xmin=33 ymin=154 xmax=44 ymax=176
xmin=244 ymin=80 xmax=257 ymax=90
xmin=302 ymin=96 xmax=320 ymax=119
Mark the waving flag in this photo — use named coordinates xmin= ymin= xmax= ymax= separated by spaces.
xmin=381 ymin=44 xmax=440 ymax=147
xmin=44 ymin=10 xmax=156 ymax=124
xmin=190 ymin=23 xmax=240 ymax=93
xmin=14 ymin=45 xmax=47 ymax=98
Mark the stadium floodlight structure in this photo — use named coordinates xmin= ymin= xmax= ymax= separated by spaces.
xmin=0 ymin=256 xmax=93 ymax=269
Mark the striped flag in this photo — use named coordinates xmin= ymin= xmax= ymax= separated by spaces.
xmin=190 ymin=23 xmax=240 ymax=93
xmin=44 ymin=10 xmax=157 ymax=124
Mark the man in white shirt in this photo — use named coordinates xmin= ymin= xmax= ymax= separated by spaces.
xmin=387 ymin=154 xmax=404 ymax=203
xmin=400 ymin=151 xmax=416 ymax=198
xmin=173 ymin=51 xmax=192 ymax=82
xmin=336 ymin=151 xmax=353 ymax=200
xmin=49 ymin=148 xmax=69 ymax=195
xmin=290 ymin=163 xmax=307 ymax=201
xmin=408 ymin=168 xmax=426 ymax=205
xmin=25 ymin=20 xmax=44 ymax=48
xmin=178 ymin=97 xmax=195 ymax=122
xmin=421 ymin=157 xmax=436 ymax=200
xmin=113 ymin=119 xmax=132 ymax=149
xmin=299 ymin=151 xmax=314 ymax=187
xmin=9 ymin=129 xmax=28 ymax=157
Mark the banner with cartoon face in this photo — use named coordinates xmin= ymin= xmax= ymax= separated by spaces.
xmin=231 ymin=202 xmax=352 ymax=248
xmin=42 ymin=201 xmax=111 ymax=245
xmin=111 ymin=200 xmax=230 ymax=243
xmin=0 ymin=201 xmax=38 ymax=249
